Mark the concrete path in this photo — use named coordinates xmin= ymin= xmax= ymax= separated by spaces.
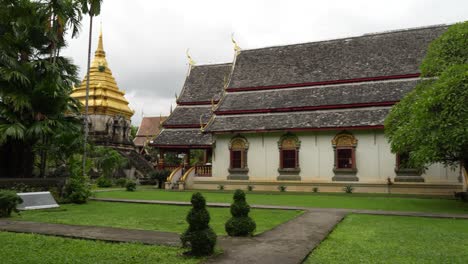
xmin=0 ymin=220 xmax=180 ymax=246
xmin=212 ymin=210 xmax=346 ymax=264
xmin=92 ymin=197 xmax=468 ymax=219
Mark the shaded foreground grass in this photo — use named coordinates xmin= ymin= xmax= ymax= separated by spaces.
xmin=0 ymin=232 xmax=201 ymax=264
xmin=13 ymin=201 xmax=302 ymax=235
xmin=306 ymin=214 xmax=468 ymax=264
xmin=94 ymin=189 xmax=468 ymax=214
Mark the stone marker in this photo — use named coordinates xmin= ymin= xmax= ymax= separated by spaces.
xmin=16 ymin=192 xmax=59 ymax=210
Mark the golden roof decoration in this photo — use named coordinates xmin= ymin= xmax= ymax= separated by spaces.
xmin=71 ymin=28 xmax=134 ymax=119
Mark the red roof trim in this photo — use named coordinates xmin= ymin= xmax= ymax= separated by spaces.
xmin=177 ymin=100 xmax=219 ymax=106
xmin=209 ymin=125 xmax=385 ymax=134
xmin=215 ymin=102 xmax=397 ymax=115
xmin=226 ymin=73 xmax=420 ymax=92
xmin=149 ymin=144 xmax=212 ymax=149
xmin=163 ymin=124 xmax=205 ymax=129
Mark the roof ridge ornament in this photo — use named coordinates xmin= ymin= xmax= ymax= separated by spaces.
xmin=231 ymin=33 xmax=241 ymax=54
xmin=186 ymin=49 xmax=196 ymax=66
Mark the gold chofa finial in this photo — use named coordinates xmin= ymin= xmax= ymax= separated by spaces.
xmin=186 ymin=49 xmax=196 ymax=66
xmin=231 ymin=33 xmax=241 ymax=54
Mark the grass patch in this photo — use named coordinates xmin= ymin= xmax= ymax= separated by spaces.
xmin=0 ymin=232 xmax=201 ymax=264
xmin=13 ymin=201 xmax=302 ymax=235
xmin=306 ymin=214 xmax=468 ymax=264
xmin=94 ymin=189 xmax=468 ymax=214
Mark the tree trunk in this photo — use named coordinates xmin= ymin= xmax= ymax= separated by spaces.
xmin=82 ymin=14 xmax=94 ymax=177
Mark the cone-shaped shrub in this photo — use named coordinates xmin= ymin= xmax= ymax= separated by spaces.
xmin=180 ymin=192 xmax=216 ymax=256
xmin=225 ymin=189 xmax=256 ymax=236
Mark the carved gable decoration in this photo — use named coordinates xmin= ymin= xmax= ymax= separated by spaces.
xmin=229 ymin=136 xmax=249 ymax=150
xmin=278 ymin=133 xmax=301 ymax=149
xmin=332 ymin=132 xmax=358 ymax=147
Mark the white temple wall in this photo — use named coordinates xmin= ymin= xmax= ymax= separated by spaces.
xmin=212 ymin=131 xmax=460 ymax=183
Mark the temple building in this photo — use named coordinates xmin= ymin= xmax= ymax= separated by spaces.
xmin=150 ymin=63 xmax=232 ymax=189
xmin=134 ymin=116 xmax=167 ymax=153
xmin=153 ymin=24 xmax=463 ymax=194
xmin=71 ymin=30 xmax=153 ymax=177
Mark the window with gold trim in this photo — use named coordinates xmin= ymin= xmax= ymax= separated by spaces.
xmin=229 ymin=136 xmax=249 ymax=170
xmin=332 ymin=132 xmax=358 ymax=173
xmin=278 ymin=134 xmax=301 ymax=171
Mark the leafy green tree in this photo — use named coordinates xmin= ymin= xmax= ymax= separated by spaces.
xmin=93 ymin=146 xmax=127 ymax=178
xmin=385 ymin=22 xmax=468 ymax=188
xmin=0 ymin=0 xmax=83 ymax=178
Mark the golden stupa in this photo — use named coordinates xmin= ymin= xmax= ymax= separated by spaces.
xmin=71 ymin=29 xmax=134 ymax=119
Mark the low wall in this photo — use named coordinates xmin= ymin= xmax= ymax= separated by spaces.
xmin=0 ymin=178 xmax=67 ymax=195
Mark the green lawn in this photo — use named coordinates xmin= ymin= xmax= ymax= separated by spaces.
xmin=94 ymin=189 xmax=468 ymax=214
xmin=13 ymin=201 xmax=302 ymax=235
xmin=0 ymin=232 xmax=201 ymax=264
xmin=306 ymin=214 xmax=468 ymax=264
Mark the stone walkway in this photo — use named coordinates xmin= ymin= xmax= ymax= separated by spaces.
xmin=2 ymin=199 xmax=468 ymax=264
xmin=0 ymin=220 xmax=180 ymax=246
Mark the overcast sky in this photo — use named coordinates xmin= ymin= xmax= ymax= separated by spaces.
xmin=63 ymin=0 xmax=468 ymax=126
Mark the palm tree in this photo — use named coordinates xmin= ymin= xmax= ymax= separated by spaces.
xmin=0 ymin=0 xmax=82 ymax=178
xmin=80 ymin=0 xmax=103 ymax=177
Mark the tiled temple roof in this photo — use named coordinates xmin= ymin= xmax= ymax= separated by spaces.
xmin=163 ymin=106 xmax=212 ymax=127
xmin=177 ymin=63 xmax=232 ymax=104
xmin=204 ymin=25 xmax=447 ymax=133
xmin=205 ymin=108 xmax=390 ymax=133
xmin=151 ymin=129 xmax=212 ymax=147
xmin=153 ymin=63 xmax=231 ymax=147
xmin=133 ymin=116 xmax=166 ymax=147
xmin=216 ymin=79 xmax=420 ymax=113
xmin=227 ymin=25 xmax=446 ymax=90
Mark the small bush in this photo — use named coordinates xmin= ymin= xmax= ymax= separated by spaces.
xmin=180 ymin=193 xmax=217 ymax=256
xmin=312 ymin=187 xmax=319 ymax=193
xmin=125 ymin=180 xmax=137 ymax=192
xmin=247 ymin=185 xmax=254 ymax=192
xmin=278 ymin=185 xmax=287 ymax=192
xmin=0 ymin=190 xmax=23 ymax=217
xmin=96 ymin=176 xmax=112 ymax=188
xmin=343 ymin=185 xmax=354 ymax=194
xmin=115 ymin=178 xmax=128 ymax=187
xmin=63 ymin=177 xmax=91 ymax=204
xmin=225 ymin=190 xmax=256 ymax=236
xmin=218 ymin=184 xmax=225 ymax=191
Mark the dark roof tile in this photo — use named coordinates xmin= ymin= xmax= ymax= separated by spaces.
xmin=178 ymin=63 xmax=232 ymax=103
xmin=217 ymin=79 xmax=419 ymax=112
xmin=205 ymin=108 xmax=390 ymax=132
xmin=228 ymin=26 xmax=446 ymax=89
xmin=151 ymin=129 xmax=212 ymax=146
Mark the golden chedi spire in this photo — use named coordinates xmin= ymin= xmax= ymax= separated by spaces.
xmin=71 ymin=28 xmax=134 ymax=119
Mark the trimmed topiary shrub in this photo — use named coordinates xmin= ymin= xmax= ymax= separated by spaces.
xmin=125 ymin=180 xmax=136 ymax=192
xmin=96 ymin=176 xmax=112 ymax=188
xmin=247 ymin=185 xmax=254 ymax=192
xmin=218 ymin=184 xmax=225 ymax=190
xmin=0 ymin=190 xmax=23 ymax=217
xmin=225 ymin=189 xmax=256 ymax=237
xmin=278 ymin=185 xmax=287 ymax=192
xmin=180 ymin=193 xmax=217 ymax=256
xmin=312 ymin=187 xmax=319 ymax=193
